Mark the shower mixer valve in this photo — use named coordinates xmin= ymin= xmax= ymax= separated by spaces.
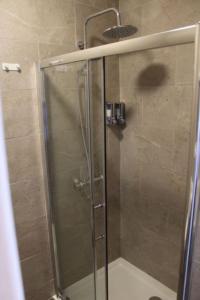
xmin=73 ymin=175 xmax=103 ymax=190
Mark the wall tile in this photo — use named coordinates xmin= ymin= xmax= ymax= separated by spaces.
xmin=35 ymin=0 xmax=75 ymax=27
xmin=58 ymin=224 xmax=93 ymax=287
xmin=39 ymin=42 xmax=76 ymax=60
xmin=75 ymin=3 xmax=98 ymax=44
xmin=140 ymin=85 xmax=191 ymax=131
xmin=175 ymin=44 xmax=194 ymax=85
xmin=140 ymin=0 xmax=174 ymax=35
xmin=45 ymin=87 xmax=80 ymax=132
xmin=0 ymin=2 xmax=39 ymax=42
xmin=2 ymin=89 xmax=38 ymax=139
xmin=119 ymin=0 xmax=149 ymax=11
xmin=0 ymin=39 xmax=38 ymax=91
xmin=11 ymin=177 xmax=46 ymax=235
xmin=119 ymin=47 xmax=176 ymax=90
xmin=121 ymin=221 xmax=180 ymax=290
xmin=6 ymin=134 xmax=42 ymax=183
xmin=21 ymin=252 xmax=53 ymax=298
xmin=193 ymin=223 xmax=200 ymax=264
xmin=172 ymin=125 xmax=190 ymax=176
xmin=0 ymin=0 xmax=38 ymax=23
xmin=75 ymin=0 xmax=118 ymax=10
xmin=93 ymin=0 xmax=109 ymax=10
xmin=49 ymin=129 xmax=86 ymax=174
xmin=17 ymin=217 xmax=49 ymax=260
xmin=160 ymin=0 xmax=200 ymax=29
xmin=38 ymin=23 xmax=76 ymax=45
xmin=105 ymin=55 xmax=120 ymax=92
xmin=107 ymin=0 xmax=119 ymax=9
xmin=190 ymin=261 xmax=200 ymax=300
xmin=75 ymin=0 xmax=93 ymax=6
xmin=26 ymin=279 xmax=55 ymax=300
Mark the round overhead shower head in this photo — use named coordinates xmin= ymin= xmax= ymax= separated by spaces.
xmin=103 ymin=24 xmax=138 ymax=39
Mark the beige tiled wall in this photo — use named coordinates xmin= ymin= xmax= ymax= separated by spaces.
xmin=119 ymin=44 xmax=194 ymax=291
xmin=1 ymin=0 xmax=120 ymax=299
xmin=119 ymin=0 xmax=200 ymax=293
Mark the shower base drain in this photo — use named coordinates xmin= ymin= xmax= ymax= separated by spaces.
xmin=149 ymin=297 xmax=162 ymax=300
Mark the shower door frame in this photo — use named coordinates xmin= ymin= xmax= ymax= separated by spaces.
xmin=36 ymin=68 xmax=63 ymax=298
xmin=38 ymin=22 xmax=200 ymax=300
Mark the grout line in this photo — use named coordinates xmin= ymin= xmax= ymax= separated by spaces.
xmin=5 ymin=130 xmax=41 ymax=141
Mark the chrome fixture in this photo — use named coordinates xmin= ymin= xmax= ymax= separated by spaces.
xmin=95 ymin=234 xmax=105 ymax=241
xmin=50 ymin=294 xmax=68 ymax=300
xmin=81 ymin=7 xmax=138 ymax=49
xmin=103 ymin=24 xmax=137 ymax=39
xmin=73 ymin=175 xmax=103 ymax=190
xmin=94 ymin=203 xmax=105 ymax=209
xmin=2 ymin=63 xmax=21 ymax=72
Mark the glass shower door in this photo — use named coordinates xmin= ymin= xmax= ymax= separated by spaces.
xmin=106 ymin=43 xmax=195 ymax=300
xmin=40 ymin=58 xmax=107 ymax=300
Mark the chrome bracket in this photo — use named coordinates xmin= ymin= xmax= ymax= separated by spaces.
xmin=77 ymin=40 xmax=84 ymax=50
xmin=95 ymin=234 xmax=105 ymax=241
xmin=50 ymin=296 xmax=63 ymax=300
xmin=73 ymin=175 xmax=103 ymax=190
xmin=94 ymin=203 xmax=105 ymax=209
xmin=2 ymin=63 xmax=21 ymax=72
xmin=50 ymin=294 xmax=69 ymax=300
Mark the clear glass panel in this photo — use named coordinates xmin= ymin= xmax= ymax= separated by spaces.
xmin=107 ymin=44 xmax=195 ymax=299
xmin=43 ymin=61 xmax=95 ymax=300
xmin=104 ymin=54 xmax=121 ymax=272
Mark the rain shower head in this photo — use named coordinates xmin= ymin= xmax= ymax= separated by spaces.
xmin=103 ymin=24 xmax=138 ymax=39
xmin=82 ymin=8 xmax=138 ymax=49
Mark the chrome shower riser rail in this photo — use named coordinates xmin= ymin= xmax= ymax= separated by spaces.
xmin=40 ymin=24 xmax=196 ymax=69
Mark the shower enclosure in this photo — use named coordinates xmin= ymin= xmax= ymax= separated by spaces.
xmin=37 ymin=23 xmax=200 ymax=300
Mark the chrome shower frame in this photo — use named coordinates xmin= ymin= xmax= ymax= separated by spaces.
xmin=38 ymin=23 xmax=200 ymax=300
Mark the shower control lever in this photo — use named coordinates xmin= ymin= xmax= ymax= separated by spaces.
xmin=94 ymin=203 xmax=105 ymax=209
xmin=95 ymin=234 xmax=105 ymax=241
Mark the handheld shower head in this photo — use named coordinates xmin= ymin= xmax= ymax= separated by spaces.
xmin=103 ymin=24 xmax=138 ymax=39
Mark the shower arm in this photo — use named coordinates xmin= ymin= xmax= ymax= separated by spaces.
xmin=83 ymin=7 xmax=121 ymax=49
